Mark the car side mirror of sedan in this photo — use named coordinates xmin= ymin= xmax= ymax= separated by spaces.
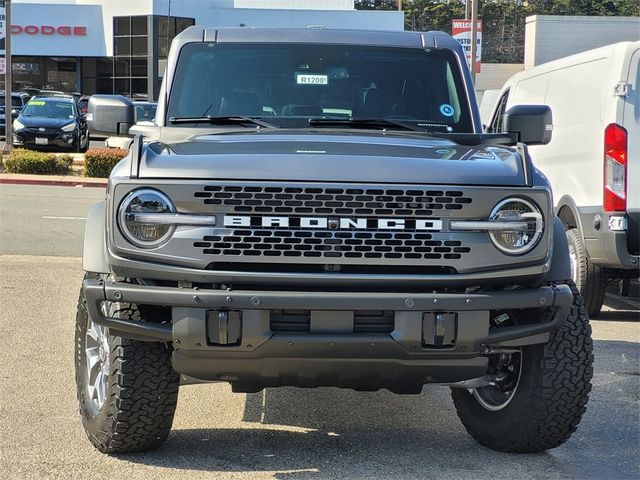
xmin=503 ymin=105 xmax=553 ymax=145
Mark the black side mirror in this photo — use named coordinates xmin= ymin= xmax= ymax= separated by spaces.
xmin=87 ymin=95 xmax=135 ymax=137
xmin=503 ymin=105 xmax=552 ymax=145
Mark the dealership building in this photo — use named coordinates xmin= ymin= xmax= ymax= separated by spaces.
xmin=2 ymin=0 xmax=403 ymax=100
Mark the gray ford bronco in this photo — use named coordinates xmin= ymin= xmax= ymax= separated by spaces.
xmin=77 ymin=27 xmax=593 ymax=454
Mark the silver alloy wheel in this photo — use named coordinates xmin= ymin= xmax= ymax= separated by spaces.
xmin=568 ymin=242 xmax=579 ymax=285
xmin=85 ymin=316 xmax=110 ymax=409
xmin=472 ymin=351 xmax=523 ymax=411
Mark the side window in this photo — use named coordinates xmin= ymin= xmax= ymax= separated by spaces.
xmin=489 ymin=90 xmax=509 ymax=133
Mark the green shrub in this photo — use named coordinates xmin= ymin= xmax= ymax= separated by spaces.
xmin=3 ymin=149 xmax=73 ymax=175
xmin=84 ymin=148 xmax=128 ymax=178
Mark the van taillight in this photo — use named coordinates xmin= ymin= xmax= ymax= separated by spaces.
xmin=603 ymin=123 xmax=627 ymax=212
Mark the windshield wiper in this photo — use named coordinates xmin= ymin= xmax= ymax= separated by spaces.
xmin=168 ymin=115 xmax=277 ymax=129
xmin=308 ymin=117 xmax=422 ymax=132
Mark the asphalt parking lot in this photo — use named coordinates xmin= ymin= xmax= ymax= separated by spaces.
xmin=0 ymin=185 xmax=638 ymax=479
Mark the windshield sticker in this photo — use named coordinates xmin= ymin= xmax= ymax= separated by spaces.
xmin=29 ymin=100 xmax=46 ymax=106
xmin=296 ymin=74 xmax=328 ymax=86
xmin=439 ymin=104 xmax=455 ymax=117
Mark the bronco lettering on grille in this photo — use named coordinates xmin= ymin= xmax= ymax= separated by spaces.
xmin=223 ymin=216 xmax=443 ymax=231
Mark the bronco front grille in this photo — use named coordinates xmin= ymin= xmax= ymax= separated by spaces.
xmin=194 ymin=186 xmax=472 ymax=217
xmin=192 ymin=185 xmax=473 ymax=262
xmin=195 ymin=230 xmax=471 ymax=260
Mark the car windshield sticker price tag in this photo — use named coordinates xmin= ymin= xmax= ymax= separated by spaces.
xmin=296 ymin=74 xmax=328 ymax=86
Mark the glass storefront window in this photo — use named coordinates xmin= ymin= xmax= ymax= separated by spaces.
xmin=131 ymin=59 xmax=148 ymax=77
xmin=131 ymin=16 xmax=148 ymax=36
xmin=10 ymin=56 xmax=78 ymax=93
xmin=131 ymin=37 xmax=147 ymax=56
xmin=114 ymin=78 xmax=131 ymax=96
xmin=115 ymin=37 xmax=131 ymax=56
xmin=131 ymin=78 xmax=147 ymax=96
xmin=114 ymin=58 xmax=130 ymax=77
xmin=114 ymin=17 xmax=130 ymax=36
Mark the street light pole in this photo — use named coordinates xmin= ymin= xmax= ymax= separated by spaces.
xmin=3 ymin=0 xmax=12 ymax=155
xmin=470 ymin=0 xmax=478 ymax=84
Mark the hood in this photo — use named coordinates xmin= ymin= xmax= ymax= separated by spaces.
xmin=18 ymin=115 xmax=75 ymax=129
xmin=137 ymin=131 xmax=525 ymax=186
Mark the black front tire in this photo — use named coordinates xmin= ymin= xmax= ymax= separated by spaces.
xmin=81 ymin=132 xmax=90 ymax=153
xmin=566 ymin=228 xmax=606 ymax=316
xmin=451 ymin=281 xmax=593 ymax=453
xmin=75 ymin=275 xmax=180 ymax=453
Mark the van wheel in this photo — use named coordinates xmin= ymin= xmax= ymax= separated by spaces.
xmin=75 ymin=274 xmax=180 ymax=453
xmin=566 ymin=228 xmax=605 ymax=316
xmin=451 ymin=280 xmax=593 ymax=453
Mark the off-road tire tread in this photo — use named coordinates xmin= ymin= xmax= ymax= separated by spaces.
xmin=75 ymin=279 xmax=180 ymax=454
xmin=567 ymin=228 xmax=605 ymax=316
xmin=451 ymin=281 xmax=593 ymax=453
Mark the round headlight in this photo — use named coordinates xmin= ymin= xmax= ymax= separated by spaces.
xmin=118 ymin=189 xmax=176 ymax=248
xmin=489 ymin=198 xmax=543 ymax=255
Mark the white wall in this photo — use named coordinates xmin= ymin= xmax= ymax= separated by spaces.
xmin=475 ymin=63 xmax=524 ymax=92
xmin=234 ymin=0 xmax=355 ymax=9
xmin=525 ymin=15 xmax=640 ymax=69
xmin=11 ymin=3 xmax=109 ymax=56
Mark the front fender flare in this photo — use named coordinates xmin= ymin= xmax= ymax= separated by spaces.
xmin=544 ymin=216 xmax=572 ymax=283
xmin=82 ymin=201 xmax=111 ymax=274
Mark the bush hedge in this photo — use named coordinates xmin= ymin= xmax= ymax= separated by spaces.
xmin=3 ymin=149 xmax=73 ymax=175
xmin=84 ymin=148 xmax=128 ymax=178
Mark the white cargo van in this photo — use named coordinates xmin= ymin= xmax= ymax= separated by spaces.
xmin=488 ymin=42 xmax=639 ymax=316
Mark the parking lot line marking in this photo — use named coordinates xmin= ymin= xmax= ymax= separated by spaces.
xmin=42 ymin=216 xmax=87 ymax=220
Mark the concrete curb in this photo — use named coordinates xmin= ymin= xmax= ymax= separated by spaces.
xmin=0 ymin=174 xmax=107 ymax=188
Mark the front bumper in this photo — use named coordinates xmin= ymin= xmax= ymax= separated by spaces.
xmin=13 ymin=130 xmax=78 ymax=150
xmin=83 ymin=279 xmax=572 ymax=392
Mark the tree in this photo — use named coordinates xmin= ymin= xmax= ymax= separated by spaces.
xmin=355 ymin=0 xmax=640 ymax=63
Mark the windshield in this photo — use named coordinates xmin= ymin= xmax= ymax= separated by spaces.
xmin=21 ymin=99 xmax=75 ymax=119
xmin=167 ymin=43 xmax=473 ymax=132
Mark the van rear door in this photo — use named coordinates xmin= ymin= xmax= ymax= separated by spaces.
xmin=623 ymin=46 xmax=639 ymax=255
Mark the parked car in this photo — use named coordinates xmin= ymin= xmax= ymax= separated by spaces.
xmin=13 ymin=96 xmax=90 ymax=152
xmin=78 ymin=95 xmax=91 ymax=115
xmin=487 ymin=41 xmax=640 ymax=316
xmin=0 ymin=91 xmax=31 ymax=136
xmin=78 ymin=27 xmax=593 ymax=455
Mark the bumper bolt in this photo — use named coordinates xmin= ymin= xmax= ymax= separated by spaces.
xmin=113 ymin=291 xmax=122 ymax=300
xmin=433 ymin=299 xmax=439 ymax=304
xmin=193 ymin=295 xmax=200 ymax=303
xmin=466 ymin=299 xmax=472 ymax=304
xmin=226 ymin=296 xmax=232 ymax=303
xmin=405 ymin=298 xmax=414 ymax=308
xmin=539 ymin=297 xmax=547 ymax=305
xmin=251 ymin=296 xmax=261 ymax=306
